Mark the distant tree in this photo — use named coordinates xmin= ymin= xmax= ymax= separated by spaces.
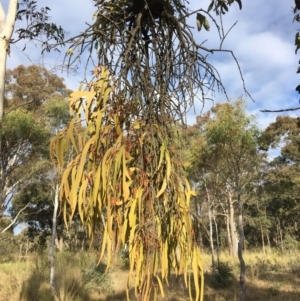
xmin=0 ymin=109 xmax=49 ymax=218
xmin=0 ymin=0 xmax=64 ymax=127
xmin=5 ymin=65 xmax=71 ymax=113
xmin=8 ymin=96 xmax=71 ymax=240
xmin=0 ymin=65 xmax=70 ymax=226
xmin=188 ymin=100 xmax=264 ymax=301
xmin=258 ymin=116 xmax=300 ymax=250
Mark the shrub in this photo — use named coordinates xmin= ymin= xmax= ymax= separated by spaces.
xmin=20 ymin=252 xmax=92 ymax=301
xmin=82 ymin=263 xmax=114 ymax=295
xmin=282 ymin=235 xmax=299 ymax=252
xmin=211 ymin=262 xmax=234 ymax=289
xmin=248 ymin=256 xmax=280 ymax=280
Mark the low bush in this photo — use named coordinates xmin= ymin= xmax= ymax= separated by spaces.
xmin=210 ymin=261 xmax=234 ymax=289
xmin=82 ymin=262 xmax=114 ymax=295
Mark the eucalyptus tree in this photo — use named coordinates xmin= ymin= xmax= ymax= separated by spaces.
xmin=185 ymin=116 xmax=223 ymax=265
xmin=0 ymin=65 xmax=70 ymax=226
xmin=259 ymin=116 xmax=300 ymax=250
xmin=0 ymin=1 xmax=64 ymax=125
xmin=205 ymin=100 xmax=264 ymax=300
xmin=187 ymin=100 xmax=265 ymax=300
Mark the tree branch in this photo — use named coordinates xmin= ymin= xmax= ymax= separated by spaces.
xmin=1 ymin=202 xmax=29 ymax=234
xmin=260 ymin=106 xmax=300 ymax=112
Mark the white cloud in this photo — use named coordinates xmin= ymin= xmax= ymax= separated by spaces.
xmin=2 ymin=0 xmax=300 ymax=129
xmin=182 ymin=0 xmax=300 ymax=124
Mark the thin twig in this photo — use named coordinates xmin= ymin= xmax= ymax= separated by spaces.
xmin=260 ymin=106 xmax=300 ymax=112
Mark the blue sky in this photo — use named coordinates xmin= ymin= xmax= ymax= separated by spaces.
xmin=2 ymin=0 xmax=300 ymax=129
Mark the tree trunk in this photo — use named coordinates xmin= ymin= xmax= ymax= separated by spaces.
xmin=277 ymin=219 xmax=283 ymax=253
xmin=266 ymin=231 xmax=271 ymax=254
xmin=0 ymin=0 xmax=18 ymax=212
xmin=49 ymin=184 xmax=59 ymax=299
xmin=226 ymin=214 xmax=232 ymax=255
xmin=213 ymin=213 xmax=220 ymax=265
xmin=0 ymin=0 xmax=17 ymax=122
xmin=208 ymin=204 xmax=215 ymax=267
xmin=237 ymin=194 xmax=246 ymax=301
xmin=204 ymin=178 xmax=215 ymax=267
xmin=261 ymin=224 xmax=265 ymax=256
xmin=55 ymin=237 xmax=64 ymax=252
xmin=228 ymin=191 xmax=238 ymax=257
xmin=194 ymin=200 xmax=203 ymax=249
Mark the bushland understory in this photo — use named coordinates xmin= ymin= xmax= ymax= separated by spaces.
xmin=0 ymin=250 xmax=299 ymax=301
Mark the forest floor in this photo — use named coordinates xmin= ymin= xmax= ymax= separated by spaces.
xmin=0 ymin=250 xmax=300 ymax=301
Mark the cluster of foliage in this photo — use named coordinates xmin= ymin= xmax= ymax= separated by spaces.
xmin=185 ymin=100 xmax=300 ymax=265
xmin=0 ymin=65 xmax=71 ymax=242
xmin=51 ymin=66 xmax=203 ymax=301
xmin=211 ymin=261 xmax=234 ymax=289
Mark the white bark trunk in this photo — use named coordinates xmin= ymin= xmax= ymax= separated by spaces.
xmin=49 ymin=184 xmax=59 ymax=298
xmin=261 ymin=224 xmax=265 ymax=256
xmin=228 ymin=191 xmax=238 ymax=257
xmin=203 ymin=177 xmax=215 ymax=266
xmin=0 ymin=0 xmax=18 ymax=215
xmin=208 ymin=204 xmax=215 ymax=266
xmin=0 ymin=0 xmax=18 ymax=123
xmin=213 ymin=213 xmax=220 ymax=265
xmin=226 ymin=215 xmax=231 ymax=254
xmin=237 ymin=194 xmax=246 ymax=301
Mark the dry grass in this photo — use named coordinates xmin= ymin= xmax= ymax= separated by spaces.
xmin=0 ymin=250 xmax=300 ymax=301
xmin=0 ymin=260 xmax=29 ymax=301
xmin=201 ymin=251 xmax=300 ymax=301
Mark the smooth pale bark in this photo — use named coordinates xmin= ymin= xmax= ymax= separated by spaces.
xmin=228 ymin=191 xmax=238 ymax=257
xmin=237 ymin=194 xmax=246 ymax=301
xmin=213 ymin=214 xmax=220 ymax=265
xmin=208 ymin=204 xmax=215 ymax=266
xmin=49 ymin=184 xmax=59 ymax=298
xmin=261 ymin=224 xmax=265 ymax=256
xmin=194 ymin=200 xmax=203 ymax=249
xmin=0 ymin=0 xmax=18 ymax=124
xmin=204 ymin=178 xmax=215 ymax=267
xmin=266 ymin=231 xmax=271 ymax=254
xmin=0 ymin=0 xmax=18 ymax=217
xmin=226 ymin=213 xmax=232 ymax=255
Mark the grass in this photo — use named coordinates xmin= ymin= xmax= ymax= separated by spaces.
xmin=0 ymin=250 xmax=300 ymax=300
xmin=201 ymin=251 xmax=300 ymax=301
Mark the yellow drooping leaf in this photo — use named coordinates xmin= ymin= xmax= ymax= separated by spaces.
xmin=129 ymin=197 xmax=137 ymax=228
xmin=113 ymin=113 xmax=123 ymax=136
xmin=165 ymin=150 xmax=171 ymax=180
xmin=154 ymin=275 xmax=165 ymax=298
xmin=157 ymin=143 xmax=165 ymax=171
xmin=103 ymin=87 xmax=111 ymax=106
xmin=190 ymin=190 xmax=196 ymax=196
xmin=133 ymin=119 xmax=141 ymax=129
xmin=156 ymin=178 xmax=167 ymax=198
xmin=98 ymin=223 xmax=108 ymax=265
xmin=192 ymin=248 xmax=200 ymax=301
xmin=183 ymin=161 xmax=191 ymax=167
xmin=67 ymin=118 xmax=78 ymax=154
